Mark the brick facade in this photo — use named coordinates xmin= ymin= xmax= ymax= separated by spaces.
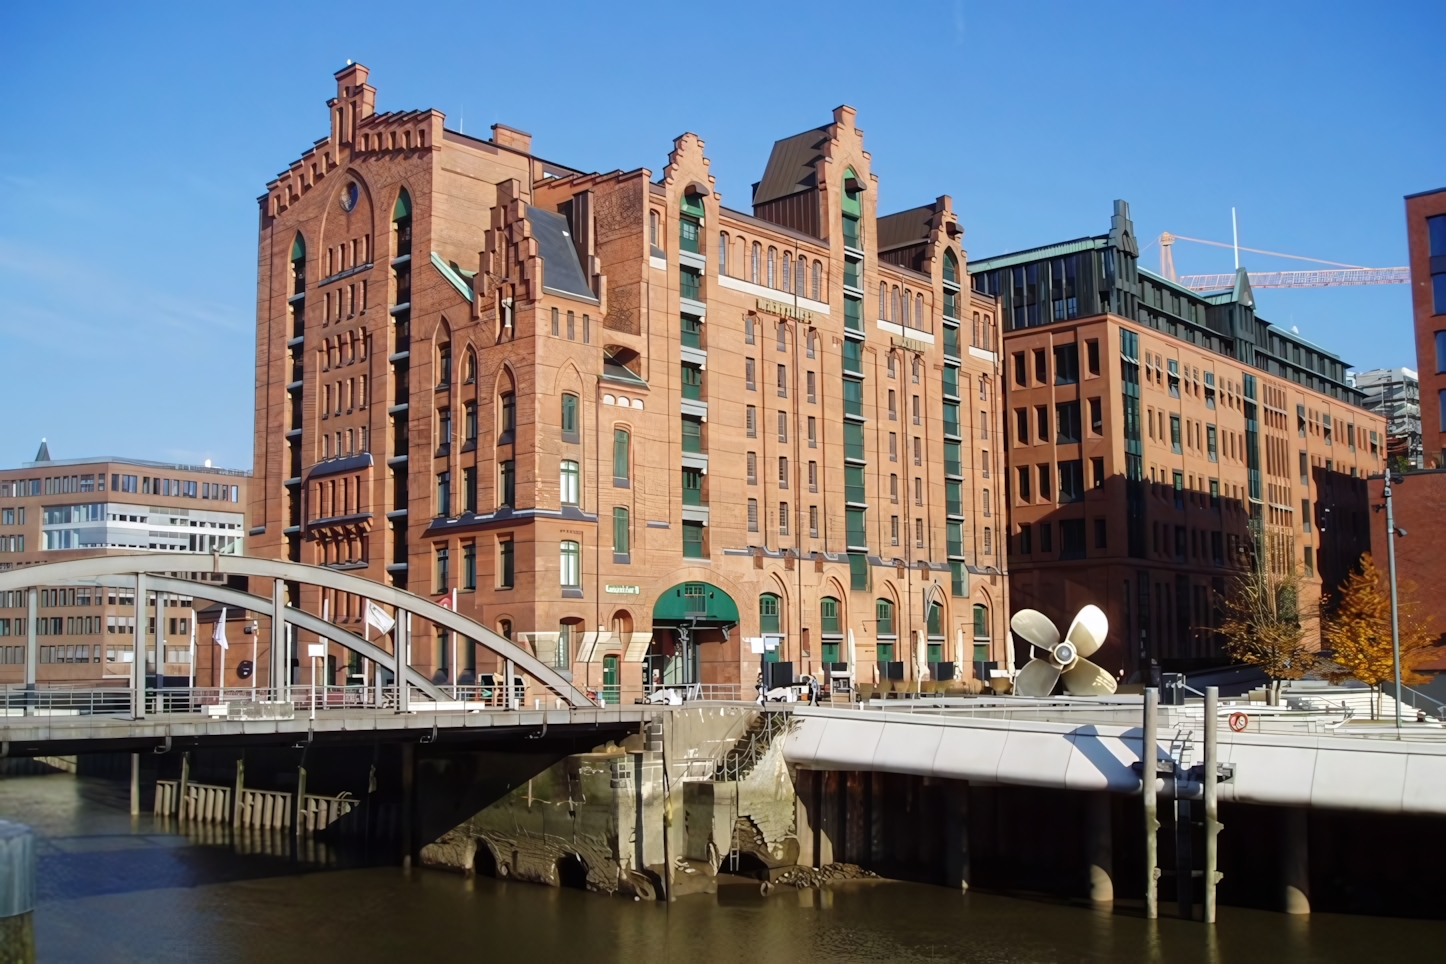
xmin=251 ymin=65 xmax=1007 ymax=702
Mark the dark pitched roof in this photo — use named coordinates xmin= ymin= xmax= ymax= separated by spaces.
xmin=526 ymin=206 xmax=595 ymax=301
xmin=876 ymin=206 xmax=933 ymax=253
xmin=33 ymin=440 xmax=50 ymax=462
xmin=752 ymin=127 xmax=829 ymax=206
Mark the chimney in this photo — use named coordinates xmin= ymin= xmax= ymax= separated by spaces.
xmin=491 ymin=124 xmax=533 ymax=154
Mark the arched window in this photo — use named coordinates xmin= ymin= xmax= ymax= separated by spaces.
xmin=875 ymin=598 xmax=895 ymax=636
xmin=972 ymin=604 xmax=990 ymax=661
xmin=916 ymin=294 xmax=925 ymax=328
xmin=649 ymin=210 xmax=659 ymax=247
xmin=820 ymin=597 xmax=840 ymax=634
xmin=751 ymin=242 xmax=761 ymax=283
xmin=781 ymin=253 xmax=790 ymax=293
xmin=290 ymin=233 xmax=306 ymax=295
xmin=796 ymin=256 xmax=806 ymax=296
xmin=498 ymin=388 xmax=517 ymax=442
xmin=559 ymin=540 xmax=581 ymax=588
xmin=393 ymin=189 xmax=412 ymax=255
xmin=719 ymin=232 xmax=729 ymax=276
xmin=878 ymin=283 xmax=887 ymax=319
xmin=943 ymin=250 xmax=959 ymax=284
xmin=901 ymin=289 xmax=911 ymax=327
xmin=437 ymin=341 xmax=452 ymax=386
xmin=767 ymin=247 xmax=777 ymax=288
xmin=891 ymin=286 xmax=901 ymax=322
xmin=759 ymin=593 xmax=781 ymax=634
xmin=811 ymin=260 xmax=822 ymax=301
xmin=927 ymin=601 xmax=943 ymax=636
xmin=560 ymin=460 xmax=580 ymax=506
xmin=463 ymin=350 xmax=476 ymax=384
xmin=612 ymin=429 xmax=630 ymax=482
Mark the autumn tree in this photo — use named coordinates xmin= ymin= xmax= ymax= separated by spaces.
xmin=1322 ymin=553 xmax=1439 ymax=718
xmin=1217 ymin=565 xmax=1315 ymax=703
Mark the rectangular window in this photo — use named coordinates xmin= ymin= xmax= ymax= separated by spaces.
xmin=436 ymin=471 xmax=451 ymax=518
xmin=1037 ymin=464 xmax=1051 ymax=502
xmin=1036 ymin=406 xmax=1048 ymax=442
xmin=1053 ymin=343 xmax=1079 ymax=384
xmin=777 ymin=364 xmax=788 ymax=397
xmin=1059 ymin=460 xmax=1083 ymax=503
xmin=683 ymin=521 xmax=705 ymax=558
xmin=613 ymin=507 xmax=630 ymax=555
xmin=551 ymin=307 xmax=559 ymax=336
xmin=810 ymin=505 xmax=819 ymax=538
xmin=464 ymin=467 xmax=477 ymax=513
xmin=779 ymin=503 xmax=789 ymax=536
xmin=1094 ymin=518 xmax=1107 ymax=549
xmin=1039 ymin=522 xmax=1052 ymax=553
xmin=777 ymin=410 xmax=788 ymax=443
xmin=1056 ymin=401 xmax=1081 ymax=443
xmin=463 ymin=542 xmax=477 ymax=590
xmin=498 ymin=461 xmax=515 ymax=508
xmin=1012 ymin=352 xmax=1026 ymax=387
xmin=747 ymin=452 xmax=758 ymax=485
xmin=745 ymin=358 xmax=756 ymax=391
xmin=1088 ymin=397 xmax=1102 ymax=435
xmin=777 ymin=457 xmax=789 ymax=489
xmin=1017 ymin=465 xmax=1032 ymax=503
xmin=681 ymin=362 xmax=703 ymax=400
xmin=1086 ymin=339 xmax=1100 ymax=375
xmin=808 ymin=416 xmax=817 ymax=448
xmin=809 ymin=461 xmax=818 ymax=492
xmin=682 ymin=468 xmax=703 ymax=505
xmin=1034 ymin=349 xmax=1047 ymax=384
xmin=807 ymin=371 xmax=816 ymax=403
xmin=560 ymin=540 xmax=581 ymax=587
xmin=1302 ymin=499 xmax=1311 ymax=533
xmin=1207 ymin=424 xmax=1218 ymax=461
xmin=747 ymin=498 xmax=759 ymax=532
xmin=1170 ymin=414 xmax=1182 ymax=453
xmin=1016 ymin=408 xmax=1029 ymax=445
xmin=682 ymin=415 xmax=703 ymax=453
xmin=1018 ymin=524 xmax=1032 ymax=554
xmin=846 ymin=508 xmax=867 ymax=548
xmin=613 ymin=430 xmax=630 ymax=482
xmin=435 ymin=545 xmax=450 ymax=592
xmin=746 ymin=405 xmax=757 ymax=437
xmin=1091 ymin=457 xmax=1104 ymax=489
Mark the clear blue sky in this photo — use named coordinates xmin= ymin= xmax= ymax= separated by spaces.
xmin=1 ymin=1 xmax=1440 ymax=470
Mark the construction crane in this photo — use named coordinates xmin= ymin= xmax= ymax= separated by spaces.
xmin=1157 ymin=231 xmax=1409 ymax=291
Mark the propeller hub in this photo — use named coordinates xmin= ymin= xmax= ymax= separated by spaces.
xmin=1052 ymin=641 xmax=1077 ymax=667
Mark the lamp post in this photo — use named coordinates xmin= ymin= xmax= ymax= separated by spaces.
xmin=1383 ymin=471 xmax=1404 ymax=734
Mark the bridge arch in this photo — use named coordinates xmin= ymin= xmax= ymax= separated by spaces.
xmin=0 ymin=553 xmax=591 ymax=706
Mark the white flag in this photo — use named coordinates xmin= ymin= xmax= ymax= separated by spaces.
xmin=212 ymin=606 xmax=229 ymax=651
xmin=365 ymin=600 xmax=395 ymax=636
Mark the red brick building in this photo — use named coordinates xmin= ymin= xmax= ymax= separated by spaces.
xmin=249 ymin=65 xmax=1008 ymax=701
xmin=1406 ymin=187 xmax=1446 ymax=467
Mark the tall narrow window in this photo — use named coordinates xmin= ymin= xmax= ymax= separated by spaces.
xmin=613 ymin=507 xmax=630 ymax=555
xmin=561 ymin=393 xmax=579 ymax=440
xmin=498 ymin=538 xmax=514 ymax=588
xmin=499 ymin=392 xmax=516 ymax=443
xmin=560 ymin=460 xmax=580 ymax=506
xmin=498 ymin=461 xmax=515 ymax=508
xmin=560 ymin=541 xmax=581 ymax=588
xmin=613 ymin=430 xmax=630 ymax=483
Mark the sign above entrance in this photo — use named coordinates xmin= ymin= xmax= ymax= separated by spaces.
xmin=606 ymin=584 xmax=640 ymax=595
xmin=756 ymin=297 xmax=815 ymax=325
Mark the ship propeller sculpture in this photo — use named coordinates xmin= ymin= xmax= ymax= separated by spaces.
xmin=1010 ymin=605 xmax=1118 ymax=698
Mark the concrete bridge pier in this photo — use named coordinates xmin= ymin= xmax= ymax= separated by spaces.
xmin=1282 ymin=807 xmax=1310 ymax=915
xmin=943 ymin=780 xmax=970 ymax=891
xmin=1085 ymin=791 xmax=1113 ymax=905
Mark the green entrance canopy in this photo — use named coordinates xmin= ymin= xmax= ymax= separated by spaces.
xmin=652 ymin=581 xmax=739 ymax=624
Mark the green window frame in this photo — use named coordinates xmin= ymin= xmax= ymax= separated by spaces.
xmin=682 ymin=467 xmax=703 ymax=506
xmin=822 ymin=641 xmax=840 ymax=663
xmin=844 ymin=295 xmax=862 ymax=332
xmin=613 ymin=430 xmax=630 ymax=481
xmin=845 ymin=465 xmax=866 ymax=504
xmin=681 ymin=362 xmax=703 ymax=400
xmin=849 ymin=553 xmax=869 ymax=591
xmin=682 ymin=415 xmax=703 ymax=453
xmin=680 ymin=313 xmax=702 ymax=348
xmin=820 ymin=597 xmax=840 ymax=634
xmin=682 ymin=521 xmax=705 ymax=558
xmin=844 ymin=422 xmax=865 ymax=461
xmin=559 ymin=540 xmax=581 ymax=588
xmin=927 ymin=602 xmax=943 ymax=636
xmin=759 ymin=594 xmax=781 ymax=634
xmin=843 ymin=338 xmax=863 ymax=374
xmin=843 ymin=377 xmax=864 ymax=416
xmin=846 ymin=507 xmax=867 ymax=549
xmin=875 ymin=598 xmax=894 ymax=637
xmin=950 ymin=561 xmax=966 ymax=597
xmin=613 ymin=507 xmax=630 ymax=555
xmin=680 ymin=266 xmax=701 ymax=301
xmin=561 ymin=393 xmax=579 ymax=436
xmin=463 ymin=541 xmax=477 ymax=590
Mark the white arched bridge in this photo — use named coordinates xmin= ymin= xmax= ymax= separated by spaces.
xmin=0 ymin=553 xmax=651 ymax=756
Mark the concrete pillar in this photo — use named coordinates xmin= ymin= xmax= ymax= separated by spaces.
xmin=397 ymin=613 xmax=410 ymax=714
xmin=1282 ymin=807 xmax=1310 ymax=915
xmin=944 ymin=780 xmax=970 ymax=890
xmin=845 ymin=772 xmax=865 ymax=864
xmin=794 ymin=769 xmax=816 ymax=869
xmin=1086 ymin=791 xmax=1113 ymax=904
xmin=1143 ymin=687 xmax=1159 ymax=920
xmin=295 ymin=766 xmax=308 ymax=839
xmin=232 ymin=756 xmax=245 ymax=827
xmin=271 ymin=579 xmax=285 ymax=695
xmin=817 ymin=771 xmax=838 ymax=866
xmin=23 ymin=589 xmax=37 ymax=712
xmin=129 ymin=754 xmax=140 ymax=816
xmin=0 ymin=820 xmax=36 ymax=963
xmin=178 ymin=752 xmax=191 ymax=824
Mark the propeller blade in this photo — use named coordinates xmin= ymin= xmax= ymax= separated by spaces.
xmin=1010 ymin=609 xmax=1059 ymax=652
xmin=1060 ymin=657 xmax=1118 ymax=696
xmin=1064 ymin=604 xmax=1109 ymax=659
xmin=1014 ymin=657 xmax=1062 ymax=698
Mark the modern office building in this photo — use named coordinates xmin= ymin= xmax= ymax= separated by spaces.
xmin=248 ymin=64 xmax=1008 ymax=701
xmin=970 ymin=202 xmax=1385 ymax=678
xmin=1406 ymin=188 xmax=1446 ymax=467
xmin=0 ymin=443 xmax=249 ymax=685
xmin=1352 ymin=367 xmax=1421 ymax=468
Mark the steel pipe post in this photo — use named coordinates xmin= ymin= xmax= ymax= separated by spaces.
xmin=132 ymin=573 xmax=146 ymax=720
xmin=23 ymin=590 xmax=37 ymax=715
xmin=155 ymin=591 xmax=165 ymax=712
xmin=129 ymin=753 xmax=140 ymax=816
xmin=271 ymin=579 xmax=285 ymax=694
xmin=1204 ymin=685 xmax=1221 ymax=924
xmin=397 ymin=612 xmax=410 ymax=714
xmin=1143 ymin=686 xmax=1159 ymax=920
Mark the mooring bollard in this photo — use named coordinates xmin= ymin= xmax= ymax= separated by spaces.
xmin=0 ymin=820 xmax=36 ymax=963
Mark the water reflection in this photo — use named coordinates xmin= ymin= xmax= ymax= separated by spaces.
xmin=0 ymin=773 xmax=1441 ymax=963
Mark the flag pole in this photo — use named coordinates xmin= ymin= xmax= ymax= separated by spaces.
xmin=451 ymin=588 xmax=458 ymax=698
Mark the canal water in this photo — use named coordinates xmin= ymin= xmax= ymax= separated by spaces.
xmin=3 ymin=772 xmax=1441 ymax=963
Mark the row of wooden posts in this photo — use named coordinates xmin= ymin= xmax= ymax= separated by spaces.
xmin=137 ymin=753 xmax=355 ymax=834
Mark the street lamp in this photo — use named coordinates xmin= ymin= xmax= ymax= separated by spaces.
xmin=1382 ymin=471 xmax=1406 ymax=734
